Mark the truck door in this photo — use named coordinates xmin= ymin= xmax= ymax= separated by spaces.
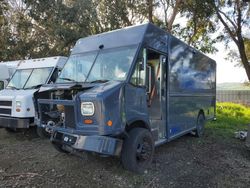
xmin=146 ymin=49 xmax=167 ymax=140
xmin=125 ymin=49 xmax=148 ymax=126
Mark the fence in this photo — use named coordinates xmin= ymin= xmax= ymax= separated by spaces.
xmin=216 ymin=90 xmax=250 ymax=106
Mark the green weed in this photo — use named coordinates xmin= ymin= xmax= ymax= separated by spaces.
xmin=206 ymin=102 xmax=250 ymax=139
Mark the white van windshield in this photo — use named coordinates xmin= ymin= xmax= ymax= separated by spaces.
xmin=7 ymin=67 xmax=53 ymax=89
xmin=57 ymin=46 xmax=137 ymax=83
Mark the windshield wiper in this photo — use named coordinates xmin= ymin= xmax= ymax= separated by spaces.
xmin=90 ymin=79 xmax=109 ymax=83
xmin=24 ymin=84 xmax=43 ymax=90
xmin=7 ymin=86 xmax=20 ymax=90
xmin=59 ymin=77 xmax=77 ymax=82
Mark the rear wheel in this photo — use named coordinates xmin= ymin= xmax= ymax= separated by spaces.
xmin=121 ymin=128 xmax=154 ymax=173
xmin=194 ymin=113 xmax=205 ymax=137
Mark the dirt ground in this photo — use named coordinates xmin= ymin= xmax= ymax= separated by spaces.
xmin=0 ymin=127 xmax=249 ymax=188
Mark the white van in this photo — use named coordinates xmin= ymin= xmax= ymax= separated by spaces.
xmin=0 ymin=61 xmax=20 ymax=90
xmin=0 ymin=56 xmax=67 ymax=132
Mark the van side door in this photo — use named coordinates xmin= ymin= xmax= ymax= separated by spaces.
xmin=145 ymin=49 xmax=167 ymax=140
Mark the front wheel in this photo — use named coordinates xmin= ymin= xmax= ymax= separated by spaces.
xmin=194 ymin=113 xmax=205 ymax=137
xmin=121 ymin=128 xmax=154 ymax=173
xmin=51 ymin=142 xmax=70 ymax=154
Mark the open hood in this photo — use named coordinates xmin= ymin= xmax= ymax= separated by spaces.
xmin=38 ymin=82 xmax=94 ymax=93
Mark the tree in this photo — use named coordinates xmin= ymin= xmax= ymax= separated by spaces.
xmin=158 ymin=0 xmax=183 ymax=32
xmin=154 ymin=0 xmax=218 ymax=53
xmin=1 ymin=0 xmax=152 ymax=60
xmin=0 ymin=0 xmax=12 ymax=60
xmin=0 ymin=0 xmax=35 ymax=60
xmin=0 ymin=0 xmax=8 ymax=24
xmin=245 ymin=38 xmax=250 ymax=60
xmin=23 ymin=0 xmax=100 ymax=58
xmin=95 ymin=0 xmax=152 ymax=31
xmin=147 ymin=0 xmax=154 ymax=22
xmin=95 ymin=0 xmax=132 ymax=31
xmin=1 ymin=0 xmax=239 ymax=62
xmin=178 ymin=0 xmax=221 ymax=53
xmin=210 ymin=0 xmax=250 ymax=80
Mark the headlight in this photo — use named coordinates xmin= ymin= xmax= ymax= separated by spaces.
xmin=16 ymin=101 xmax=21 ymax=108
xmin=81 ymin=102 xmax=94 ymax=116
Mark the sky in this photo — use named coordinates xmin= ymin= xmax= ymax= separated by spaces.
xmin=208 ymin=29 xmax=250 ymax=84
xmin=207 ymin=43 xmax=248 ymax=84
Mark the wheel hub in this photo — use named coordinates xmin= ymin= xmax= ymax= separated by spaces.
xmin=136 ymin=138 xmax=152 ymax=161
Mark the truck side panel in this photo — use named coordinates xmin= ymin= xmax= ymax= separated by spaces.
xmin=168 ymin=37 xmax=216 ymax=138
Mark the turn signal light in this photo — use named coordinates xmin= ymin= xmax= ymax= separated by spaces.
xmin=84 ymin=119 xmax=93 ymax=124
xmin=16 ymin=108 xmax=21 ymax=112
xmin=107 ymin=120 xmax=113 ymax=127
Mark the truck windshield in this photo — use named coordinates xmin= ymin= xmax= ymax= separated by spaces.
xmin=7 ymin=67 xmax=53 ymax=89
xmin=57 ymin=46 xmax=137 ymax=83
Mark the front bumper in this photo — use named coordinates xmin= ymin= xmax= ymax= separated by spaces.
xmin=0 ymin=116 xmax=31 ymax=128
xmin=52 ymin=131 xmax=123 ymax=156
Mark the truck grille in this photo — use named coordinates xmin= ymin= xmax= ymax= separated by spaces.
xmin=0 ymin=101 xmax=12 ymax=106
xmin=0 ymin=100 xmax=12 ymax=115
xmin=64 ymin=106 xmax=76 ymax=129
xmin=0 ymin=108 xmax=11 ymax=115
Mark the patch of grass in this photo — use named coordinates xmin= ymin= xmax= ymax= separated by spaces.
xmin=206 ymin=102 xmax=250 ymax=139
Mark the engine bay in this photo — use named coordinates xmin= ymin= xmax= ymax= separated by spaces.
xmin=35 ymin=83 xmax=93 ymax=131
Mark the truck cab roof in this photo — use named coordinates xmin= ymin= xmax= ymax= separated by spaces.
xmin=72 ymin=23 xmax=149 ymax=54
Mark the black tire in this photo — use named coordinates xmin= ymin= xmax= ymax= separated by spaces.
xmin=121 ymin=128 xmax=154 ymax=173
xmin=194 ymin=113 xmax=205 ymax=137
xmin=52 ymin=142 xmax=69 ymax=153
xmin=36 ymin=126 xmax=50 ymax=139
